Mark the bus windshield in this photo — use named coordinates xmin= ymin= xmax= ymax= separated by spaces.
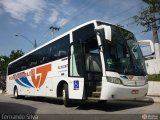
xmin=103 ymin=25 xmax=146 ymax=76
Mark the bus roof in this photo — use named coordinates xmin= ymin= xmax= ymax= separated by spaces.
xmin=8 ymin=20 xmax=124 ymax=65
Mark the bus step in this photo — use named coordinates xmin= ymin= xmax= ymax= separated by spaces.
xmin=92 ymin=91 xmax=101 ymax=97
xmin=96 ymin=86 xmax=101 ymax=92
xmin=87 ymin=97 xmax=99 ymax=100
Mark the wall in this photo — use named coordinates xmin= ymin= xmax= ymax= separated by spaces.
xmin=148 ymin=81 xmax=160 ymax=96
xmin=145 ymin=59 xmax=160 ymax=75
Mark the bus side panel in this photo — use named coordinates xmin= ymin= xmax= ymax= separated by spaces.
xmin=6 ymin=58 xmax=85 ymax=99
xmin=46 ymin=59 xmax=69 ymax=97
xmin=45 ymin=59 xmax=85 ymax=100
xmin=29 ymin=59 xmax=69 ymax=98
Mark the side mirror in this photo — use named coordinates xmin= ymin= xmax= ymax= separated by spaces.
xmin=138 ymin=40 xmax=155 ymax=58
xmin=95 ymin=25 xmax=111 ymax=41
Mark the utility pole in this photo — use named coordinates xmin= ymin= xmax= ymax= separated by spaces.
xmin=34 ymin=40 xmax=37 ymax=49
xmin=149 ymin=0 xmax=160 ymax=59
xmin=49 ymin=26 xmax=60 ymax=39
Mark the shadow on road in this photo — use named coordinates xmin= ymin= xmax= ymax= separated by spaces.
xmin=76 ymin=100 xmax=153 ymax=112
xmin=0 ymin=102 xmax=37 ymax=114
xmin=11 ymin=96 xmax=63 ymax=105
xmin=10 ymin=96 xmax=153 ymax=112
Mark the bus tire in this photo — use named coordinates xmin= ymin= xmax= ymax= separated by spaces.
xmin=14 ymin=87 xmax=25 ymax=99
xmin=62 ymin=84 xmax=71 ymax=107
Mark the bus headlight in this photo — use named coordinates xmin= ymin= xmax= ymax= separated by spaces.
xmin=107 ymin=77 xmax=122 ymax=84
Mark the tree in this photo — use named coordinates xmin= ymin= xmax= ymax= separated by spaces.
xmin=0 ymin=49 xmax=24 ymax=75
xmin=133 ymin=0 xmax=160 ymax=43
xmin=133 ymin=0 xmax=160 ymax=58
xmin=0 ymin=56 xmax=9 ymax=75
xmin=9 ymin=49 xmax=24 ymax=62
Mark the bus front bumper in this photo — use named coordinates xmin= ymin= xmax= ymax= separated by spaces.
xmin=100 ymin=81 xmax=148 ymax=100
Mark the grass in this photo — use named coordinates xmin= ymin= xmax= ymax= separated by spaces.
xmin=148 ymin=74 xmax=160 ymax=81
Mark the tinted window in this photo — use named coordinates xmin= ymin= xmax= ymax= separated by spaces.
xmin=72 ymin=24 xmax=95 ymax=76
xmin=39 ymin=46 xmax=50 ymax=65
xmin=8 ymin=35 xmax=70 ymax=75
xmin=73 ymin=24 xmax=95 ymax=43
xmin=49 ymin=35 xmax=70 ymax=61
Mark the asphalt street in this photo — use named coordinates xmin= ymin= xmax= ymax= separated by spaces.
xmin=0 ymin=94 xmax=159 ymax=120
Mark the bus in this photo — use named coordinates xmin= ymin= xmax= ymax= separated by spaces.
xmin=6 ymin=20 xmax=151 ymax=107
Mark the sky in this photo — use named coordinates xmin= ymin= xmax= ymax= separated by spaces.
xmin=0 ymin=0 xmax=159 ymax=56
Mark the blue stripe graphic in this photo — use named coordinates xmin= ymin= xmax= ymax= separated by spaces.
xmin=15 ymin=79 xmax=30 ymax=88
xmin=19 ymin=77 xmax=34 ymax=88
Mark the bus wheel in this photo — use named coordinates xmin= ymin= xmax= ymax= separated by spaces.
xmin=14 ymin=87 xmax=19 ymax=99
xmin=62 ymin=84 xmax=71 ymax=107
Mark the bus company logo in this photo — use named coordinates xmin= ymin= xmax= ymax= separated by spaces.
xmin=128 ymin=75 xmax=134 ymax=80
xmin=9 ymin=64 xmax=51 ymax=88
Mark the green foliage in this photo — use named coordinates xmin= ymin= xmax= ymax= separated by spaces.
xmin=133 ymin=8 xmax=153 ymax=32
xmin=148 ymin=74 xmax=160 ymax=81
xmin=0 ymin=49 xmax=24 ymax=75
xmin=133 ymin=0 xmax=160 ymax=32
xmin=143 ymin=0 xmax=160 ymax=13
xmin=0 ymin=56 xmax=9 ymax=75
xmin=9 ymin=49 xmax=24 ymax=62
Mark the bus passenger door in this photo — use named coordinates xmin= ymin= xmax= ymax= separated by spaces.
xmin=83 ymin=38 xmax=102 ymax=99
xmin=68 ymin=43 xmax=85 ymax=99
xmin=68 ymin=41 xmax=102 ymax=99
xmin=71 ymin=23 xmax=103 ymax=99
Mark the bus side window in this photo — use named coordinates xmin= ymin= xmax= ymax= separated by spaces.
xmin=57 ymin=35 xmax=70 ymax=59
xmin=49 ymin=35 xmax=70 ymax=61
xmin=39 ymin=46 xmax=49 ymax=64
xmin=14 ymin=62 xmax=19 ymax=73
xmin=30 ymin=61 xmax=37 ymax=67
xmin=58 ymin=50 xmax=67 ymax=58
xmin=20 ymin=57 xmax=27 ymax=71
xmin=8 ymin=65 xmax=13 ymax=75
xmin=49 ymin=45 xmax=57 ymax=61
xmin=40 ymin=57 xmax=47 ymax=64
xmin=29 ymin=52 xmax=38 ymax=68
xmin=21 ymin=66 xmax=26 ymax=70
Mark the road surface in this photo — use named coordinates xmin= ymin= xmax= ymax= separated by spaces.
xmin=0 ymin=94 xmax=159 ymax=120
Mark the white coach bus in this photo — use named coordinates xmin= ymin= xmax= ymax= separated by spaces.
xmin=6 ymin=20 xmax=152 ymax=107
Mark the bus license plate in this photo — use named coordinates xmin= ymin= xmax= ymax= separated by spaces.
xmin=131 ymin=90 xmax=139 ymax=94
